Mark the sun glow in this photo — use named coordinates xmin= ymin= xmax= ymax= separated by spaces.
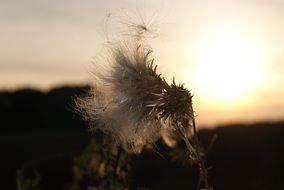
xmin=194 ymin=34 xmax=262 ymax=102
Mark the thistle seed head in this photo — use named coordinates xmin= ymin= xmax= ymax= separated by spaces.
xmin=76 ymin=42 xmax=193 ymax=153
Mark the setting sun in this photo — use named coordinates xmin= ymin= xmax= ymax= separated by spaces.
xmin=194 ymin=33 xmax=262 ymax=102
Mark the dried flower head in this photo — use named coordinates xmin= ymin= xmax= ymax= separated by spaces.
xmin=76 ymin=41 xmax=193 ymax=154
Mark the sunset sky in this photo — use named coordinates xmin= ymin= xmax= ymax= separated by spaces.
xmin=1 ymin=0 xmax=284 ymax=127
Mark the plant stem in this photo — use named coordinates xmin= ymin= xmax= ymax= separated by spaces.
xmin=191 ymin=105 xmax=211 ymax=190
xmin=114 ymin=146 xmax=122 ymax=174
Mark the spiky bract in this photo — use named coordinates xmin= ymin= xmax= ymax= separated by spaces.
xmin=76 ymin=42 xmax=193 ymax=153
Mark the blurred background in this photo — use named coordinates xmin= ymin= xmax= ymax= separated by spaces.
xmin=1 ymin=0 xmax=284 ymax=189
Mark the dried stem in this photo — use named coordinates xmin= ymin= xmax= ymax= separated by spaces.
xmin=175 ymin=108 xmax=211 ymax=189
xmin=114 ymin=146 xmax=123 ymax=174
xmin=190 ymin=104 xmax=211 ymax=190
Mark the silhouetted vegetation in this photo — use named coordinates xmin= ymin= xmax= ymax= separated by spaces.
xmin=1 ymin=86 xmax=284 ymax=190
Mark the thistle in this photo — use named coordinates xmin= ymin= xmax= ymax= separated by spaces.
xmin=76 ymin=13 xmax=212 ymax=190
xmin=77 ymin=42 xmax=191 ymax=151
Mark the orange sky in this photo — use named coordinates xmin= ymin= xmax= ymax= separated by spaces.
xmin=1 ymin=0 xmax=284 ymax=127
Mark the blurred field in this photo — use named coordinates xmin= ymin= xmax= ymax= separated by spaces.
xmin=1 ymin=86 xmax=284 ymax=190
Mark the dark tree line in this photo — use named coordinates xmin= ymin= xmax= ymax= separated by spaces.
xmin=0 ymin=86 xmax=90 ymax=131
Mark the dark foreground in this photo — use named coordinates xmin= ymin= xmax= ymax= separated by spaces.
xmin=1 ymin=86 xmax=283 ymax=190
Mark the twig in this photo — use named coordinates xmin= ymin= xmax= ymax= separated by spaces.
xmin=191 ymin=104 xmax=211 ymax=190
